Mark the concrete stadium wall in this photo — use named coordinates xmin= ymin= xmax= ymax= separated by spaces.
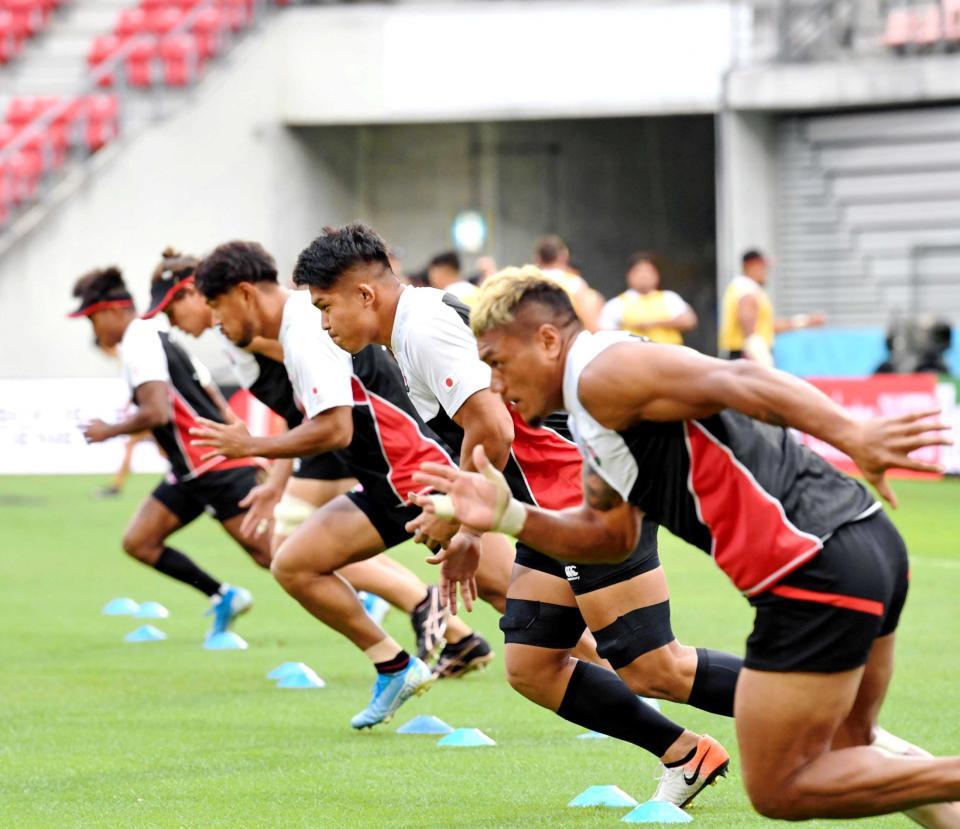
xmin=318 ymin=116 xmax=719 ymax=354
xmin=0 ymin=19 xmax=363 ymax=379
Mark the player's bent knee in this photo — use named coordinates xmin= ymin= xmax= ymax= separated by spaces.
xmin=121 ymin=531 xmax=160 ymax=564
xmin=500 ymin=599 xmax=585 ymax=650
xmin=592 ymin=600 xmax=674 ymax=671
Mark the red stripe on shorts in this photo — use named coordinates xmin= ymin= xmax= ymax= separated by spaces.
xmin=770 ymin=584 xmax=884 ymax=617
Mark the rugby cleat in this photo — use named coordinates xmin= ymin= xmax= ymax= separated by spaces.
xmin=411 ymin=585 xmax=447 ymax=661
xmin=205 ymin=585 xmax=253 ymax=639
xmin=432 ymin=633 xmax=494 ymax=679
xmin=351 ymin=657 xmax=433 ymax=730
xmin=651 ymin=734 xmax=730 ymax=809
xmin=359 ymin=591 xmax=391 ymax=626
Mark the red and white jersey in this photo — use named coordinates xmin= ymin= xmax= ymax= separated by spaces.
xmin=562 ymin=330 xmax=879 ymax=596
xmin=278 ymin=289 xmax=454 ymax=506
xmin=389 ymin=285 xmax=583 ymax=511
xmin=119 ymin=318 xmax=252 ymax=481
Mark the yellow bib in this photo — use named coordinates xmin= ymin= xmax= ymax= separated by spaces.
xmin=719 ymin=277 xmax=774 ymax=352
xmin=620 ymin=290 xmax=683 ymax=345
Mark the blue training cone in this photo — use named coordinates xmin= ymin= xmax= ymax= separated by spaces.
xmin=577 ymin=730 xmax=610 ymax=740
xmin=276 ymin=665 xmax=325 ymax=688
xmin=124 ymin=624 xmax=166 ymax=642
xmin=134 ymin=601 xmax=170 ymax=619
xmin=267 ymin=661 xmax=307 ymax=680
xmin=397 ymin=715 xmax=454 ymax=735
xmin=103 ymin=597 xmax=140 ymax=615
xmin=204 ymin=632 xmax=248 ymax=650
xmin=437 ymin=728 xmax=496 ymax=747
xmin=622 ymin=802 xmax=692 ymax=824
xmin=569 ymin=785 xmax=639 ymax=808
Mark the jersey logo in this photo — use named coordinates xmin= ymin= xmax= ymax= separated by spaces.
xmin=444 ymin=376 xmax=455 ymax=388
xmin=564 ymin=565 xmax=580 ymax=581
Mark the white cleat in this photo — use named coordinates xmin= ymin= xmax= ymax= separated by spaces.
xmin=651 ymin=734 xmax=730 ymax=809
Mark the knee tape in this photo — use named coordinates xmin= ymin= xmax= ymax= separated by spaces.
xmin=273 ymin=493 xmax=315 ymax=536
xmin=593 ymin=600 xmax=674 ymax=669
xmin=499 ymin=598 xmax=586 ymax=649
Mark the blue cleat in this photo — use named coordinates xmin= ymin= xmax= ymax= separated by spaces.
xmin=205 ymin=585 xmax=252 ymax=639
xmin=351 ymin=657 xmax=433 ymax=730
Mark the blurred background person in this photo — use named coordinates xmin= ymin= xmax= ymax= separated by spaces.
xmin=426 ymin=250 xmax=477 ymax=303
xmin=599 ymin=251 xmax=698 ymax=344
xmin=533 ymin=234 xmax=604 ymax=330
xmin=719 ymin=249 xmax=825 ymax=365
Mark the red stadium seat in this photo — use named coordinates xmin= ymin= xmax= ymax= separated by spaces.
xmin=84 ymin=94 xmax=120 ymax=152
xmin=147 ymin=6 xmax=182 ymax=36
xmin=88 ymin=34 xmax=121 ymax=87
xmin=115 ymin=7 xmax=147 ymax=40
xmin=159 ymin=34 xmax=196 ymax=86
xmin=124 ymin=35 xmax=157 ymax=87
xmin=7 ymin=95 xmax=44 ymax=128
xmin=192 ymin=6 xmax=224 ymax=61
xmin=7 ymin=0 xmax=43 ymax=40
xmin=883 ymin=7 xmax=915 ymax=50
xmin=218 ymin=0 xmax=248 ymax=33
xmin=0 ymin=10 xmax=17 ymax=64
xmin=913 ymin=4 xmax=943 ymax=46
xmin=944 ymin=0 xmax=960 ymax=42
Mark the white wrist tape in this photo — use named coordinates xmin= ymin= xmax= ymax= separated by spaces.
xmin=497 ymin=496 xmax=528 ymax=537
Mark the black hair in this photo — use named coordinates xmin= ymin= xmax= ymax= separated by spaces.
xmin=742 ymin=249 xmax=765 ymax=266
xmin=627 ymin=250 xmax=659 ymax=270
xmin=535 ymin=234 xmax=568 ymax=266
xmin=151 ymin=247 xmax=198 ymax=287
xmin=195 ymin=241 xmax=278 ymax=299
xmin=293 ymin=223 xmax=392 ymax=290
xmin=72 ymin=266 xmax=131 ymax=305
xmin=517 ymin=278 xmax=580 ymax=329
xmin=428 ymin=250 xmax=461 ymax=272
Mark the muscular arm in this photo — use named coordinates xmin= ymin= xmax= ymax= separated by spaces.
xmin=191 ymin=406 xmax=353 ymax=460
xmin=519 ymin=465 xmax=641 ymax=563
xmin=737 ymin=293 xmax=758 ymax=338
xmin=452 ymin=389 xmax=514 ymax=471
xmin=668 ymin=306 xmax=698 ymax=332
xmin=106 ymin=381 xmax=170 ymax=437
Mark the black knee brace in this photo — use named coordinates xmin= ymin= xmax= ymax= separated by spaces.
xmin=499 ymin=598 xmax=586 ymax=649
xmin=593 ymin=599 xmax=674 ymax=669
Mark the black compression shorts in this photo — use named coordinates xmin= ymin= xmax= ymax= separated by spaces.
xmin=152 ymin=466 xmax=259 ymax=525
xmin=294 ymin=453 xmax=353 ymax=481
xmin=745 ymin=510 xmax=909 ymax=673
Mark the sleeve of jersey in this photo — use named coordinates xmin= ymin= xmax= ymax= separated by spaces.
xmin=288 ymin=324 xmax=354 ymax=420
xmin=663 ymin=291 xmax=690 ymax=317
xmin=124 ymin=324 xmax=170 ymax=391
xmin=405 ymin=316 xmax=492 ymax=419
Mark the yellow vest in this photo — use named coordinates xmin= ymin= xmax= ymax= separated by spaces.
xmin=620 ymin=290 xmax=684 ymax=345
xmin=719 ymin=276 xmax=774 ymax=352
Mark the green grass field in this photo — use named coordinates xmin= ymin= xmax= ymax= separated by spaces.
xmin=2 ymin=475 xmax=959 ymax=828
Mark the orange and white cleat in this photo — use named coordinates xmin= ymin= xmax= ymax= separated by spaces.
xmin=651 ymin=734 xmax=730 ymax=809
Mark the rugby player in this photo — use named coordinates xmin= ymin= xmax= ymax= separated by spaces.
xmin=291 ymin=224 xmax=745 ymax=807
xmin=69 ymin=265 xmax=266 ymax=639
xmin=144 ymin=249 xmax=451 ymax=660
xmin=188 ymin=241 xmax=494 ymax=727
xmin=413 ymin=267 xmax=960 ymax=824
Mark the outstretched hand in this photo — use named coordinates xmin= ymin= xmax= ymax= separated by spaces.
xmin=411 ymin=446 xmax=505 ymax=532
xmin=189 ymin=417 xmax=253 ymax=461
xmin=418 ymin=529 xmax=481 ymax=615
xmin=845 ymin=409 xmax=951 ymax=508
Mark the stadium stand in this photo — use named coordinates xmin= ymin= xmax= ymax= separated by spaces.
xmin=0 ymin=0 xmax=269 ymax=230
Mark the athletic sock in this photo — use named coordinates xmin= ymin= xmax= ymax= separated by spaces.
xmin=686 ymin=648 xmax=742 ymax=717
xmin=375 ymin=650 xmax=411 ymax=675
xmin=557 ymin=661 xmax=685 ymax=758
xmin=153 ymin=546 xmax=221 ymax=597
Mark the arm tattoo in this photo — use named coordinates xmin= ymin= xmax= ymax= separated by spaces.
xmin=582 ymin=463 xmax=624 ymax=512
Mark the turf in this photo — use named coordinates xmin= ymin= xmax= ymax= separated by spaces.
xmin=1 ymin=475 xmax=959 ymax=828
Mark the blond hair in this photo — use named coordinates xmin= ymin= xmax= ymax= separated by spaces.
xmin=471 ymin=265 xmax=576 ymax=337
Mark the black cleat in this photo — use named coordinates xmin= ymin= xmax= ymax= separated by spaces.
xmin=411 ymin=585 xmax=447 ymax=661
xmin=433 ymin=634 xmax=494 ymax=679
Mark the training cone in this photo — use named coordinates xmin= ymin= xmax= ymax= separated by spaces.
xmin=124 ymin=624 xmax=166 ymax=642
xmin=577 ymin=730 xmax=610 ymax=740
xmin=134 ymin=601 xmax=170 ymax=619
xmin=276 ymin=665 xmax=325 ymax=688
xmin=204 ymin=632 xmax=248 ymax=650
xmin=568 ymin=785 xmax=639 ymax=808
xmin=397 ymin=715 xmax=454 ymax=735
xmin=437 ymin=728 xmax=496 ymax=747
xmin=103 ymin=597 xmax=140 ymax=615
xmin=267 ymin=661 xmax=307 ymax=680
xmin=622 ymin=802 xmax=692 ymax=824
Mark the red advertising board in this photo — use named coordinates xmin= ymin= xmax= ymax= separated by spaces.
xmin=797 ymin=374 xmax=943 ymax=479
